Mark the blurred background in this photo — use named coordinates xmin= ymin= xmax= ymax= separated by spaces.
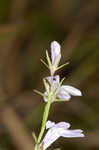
xmin=0 ymin=0 xmax=99 ymax=150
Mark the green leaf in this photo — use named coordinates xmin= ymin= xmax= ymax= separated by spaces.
xmin=46 ymin=50 xmax=51 ymax=66
xmin=56 ymin=62 xmax=69 ymax=71
xmin=34 ymin=89 xmax=44 ymax=97
xmin=32 ymin=132 xmax=38 ymax=144
xmin=40 ymin=59 xmax=49 ymax=69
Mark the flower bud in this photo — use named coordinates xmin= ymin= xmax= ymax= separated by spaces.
xmin=51 ymin=41 xmax=61 ymax=66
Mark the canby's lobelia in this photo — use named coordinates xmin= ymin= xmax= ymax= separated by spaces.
xmin=34 ymin=41 xmax=84 ymax=150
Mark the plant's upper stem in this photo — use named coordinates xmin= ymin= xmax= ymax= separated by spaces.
xmin=34 ymin=65 xmax=54 ymax=150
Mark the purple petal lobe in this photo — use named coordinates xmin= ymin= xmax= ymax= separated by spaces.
xmin=46 ymin=75 xmax=60 ymax=89
xmin=46 ymin=121 xmax=55 ymax=129
xmin=61 ymin=129 xmax=84 ymax=138
xmin=57 ymin=88 xmax=71 ymax=101
xmin=60 ymin=85 xmax=82 ymax=96
xmin=42 ymin=127 xmax=61 ymax=150
xmin=70 ymin=129 xmax=83 ymax=133
xmin=55 ymin=122 xmax=70 ymax=129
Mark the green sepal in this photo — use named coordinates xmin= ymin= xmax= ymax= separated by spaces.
xmin=52 ymin=77 xmax=65 ymax=98
xmin=40 ymin=143 xmax=44 ymax=150
xmin=43 ymin=79 xmax=49 ymax=93
xmin=54 ymin=98 xmax=67 ymax=102
xmin=53 ymin=54 xmax=61 ymax=67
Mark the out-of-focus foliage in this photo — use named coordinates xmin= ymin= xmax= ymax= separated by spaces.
xmin=0 ymin=0 xmax=99 ymax=150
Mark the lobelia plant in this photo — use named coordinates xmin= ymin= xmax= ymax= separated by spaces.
xmin=33 ymin=41 xmax=84 ymax=150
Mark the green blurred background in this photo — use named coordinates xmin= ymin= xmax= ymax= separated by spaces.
xmin=0 ymin=0 xmax=99 ymax=150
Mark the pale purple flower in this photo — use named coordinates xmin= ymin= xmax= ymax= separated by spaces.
xmin=40 ymin=120 xmax=84 ymax=150
xmin=56 ymin=85 xmax=82 ymax=100
xmin=46 ymin=75 xmax=59 ymax=89
xmin=44 ymin=75 xmax=82 ymax=102
xmin=51 ymin=41 xmax=61 ymax=65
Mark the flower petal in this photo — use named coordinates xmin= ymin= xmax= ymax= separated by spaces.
xmin=61 ymin=129 xmax=84 ymax=138
xmin=46 ymin=75 xmax=60 ymax=87
xmin=41 ymin=121 xmax=84 ymax=150
xmin=55 ymin=122 xmax=70 ymax=129
xmin=46 ymin=120 xmax=55 ymax=129
xmin=51 ymin=41 xmax=61 ymax=65
xmin=43 ymin=91 xmax=56 ymax=102
xmin=70 ymin=129 xmax=83 ymax=133
xmin=42 ymin=127 xmax=61 ymax=150
xmin=60 ymin=85 xmax=82 ymax=96
xmin=56 ymin=89 xmax=71 ymax=101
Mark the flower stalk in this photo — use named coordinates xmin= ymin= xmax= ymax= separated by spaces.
xmin=37 ymin=95 xmax=51 ymax=144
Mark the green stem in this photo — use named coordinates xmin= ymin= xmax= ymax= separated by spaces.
xmin=37 ymin=95 xmax=51 ymax=144
xmin=34 ymin=65 xmax=54 ymax=149
xmin=34 ymin=144 xmax=38 ymax=150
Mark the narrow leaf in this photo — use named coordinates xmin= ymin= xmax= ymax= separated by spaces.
xmin=34 ymin=89 xmax=44 ymax=97
xmin=32 ymin=132 xmax=38 ymax=143
xmin=46 ymin=50 xmax=51 ymax=66
xmin=40 ymin=59 xmax=49 ymax=69
xmin=56 ymin=62 xmax=69 ymax=71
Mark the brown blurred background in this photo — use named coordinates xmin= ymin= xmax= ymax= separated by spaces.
xmin=0 ymin=0 xmax=99 ymax=150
